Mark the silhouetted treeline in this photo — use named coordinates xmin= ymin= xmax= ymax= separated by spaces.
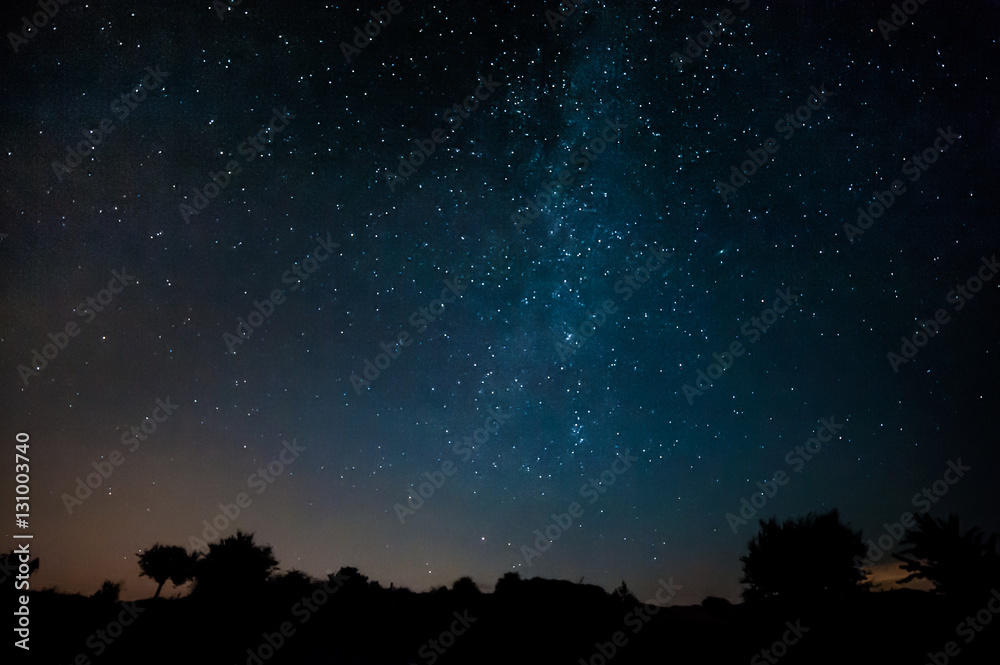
xmin=7 ymin=513 xmax=999 ymax=665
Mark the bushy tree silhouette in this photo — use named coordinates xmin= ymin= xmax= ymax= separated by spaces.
xmin=893 ymin=513 xmax=1000 ymax=599
xmin=191 ymin=530 xmax=278 ymax=598
xmin=137 ymin=543 xmax=199 ymax=598
xmin=740 ymin=509 xmax=870 ymax=603
xmin=452 ymin=576 xmax=481 ymax=595
xmin=91 ymin=580 xmax=122 ymax=604
xmin=494 ymin=571 xmax=521 ymax=596
xmin=269 ymin=569 xmax=316 ymax=598
xmin=332 ymin=565 xmax=371 ymax=595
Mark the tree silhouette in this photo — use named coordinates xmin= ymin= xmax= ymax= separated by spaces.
xmin=612 ymin=580 xmax=639 ymax=608
xmin=494 ymin=571 xmax=522 ymax=595
xmin=269 ymin=569 xmax=315 ymax=598
xmin=740 ymin=509 xmax=870 ymax=603
xmin=893 ymin=513 xmax=1000 ymax=599
xmin=452 ymin=576 xmax=481 ymax=595
xmin=450 ymin=576 xmax=482 ymax=606
xmin=191 ymin=530 xmax=278 ymax=598
xmin=332 ymin=565 xmax=372 ymax=596
xmin=137 ymin=544 xmax=199 ymax=599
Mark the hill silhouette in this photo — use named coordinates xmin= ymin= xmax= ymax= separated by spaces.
xmin=7 ymin=513 xmax=999 ymax=665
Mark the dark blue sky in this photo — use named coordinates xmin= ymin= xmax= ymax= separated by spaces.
xmin=2 ymin=0 xmax=998 ymax=604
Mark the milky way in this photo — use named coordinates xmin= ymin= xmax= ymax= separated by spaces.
xmin=1 ymin=0 xmax=998 ymax=603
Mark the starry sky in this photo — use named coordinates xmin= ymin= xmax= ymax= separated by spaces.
xmin=1 ymin=0 xmax=998 ymax=604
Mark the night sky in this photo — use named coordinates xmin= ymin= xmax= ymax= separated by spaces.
xmin=2 ymin=0 xmax=998 ymax=605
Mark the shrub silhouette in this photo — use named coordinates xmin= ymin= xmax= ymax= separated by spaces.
xmin=894 ymin=513 xmax=1000 ymax=599
xmin=269 ymin=568 xmax=316 ymax=598
xmin=90 ymin=580 xmax=122 ymax=604
xmin=191 ymin=530 xmax=278 ymax=598
xmin=137 ymin=543 xmax=199 ymax=598
xmin=333 ymin=565 xmax=372 ymax=596
xmin=494 ymin=571 xmax=521 ymax=596
xmin=740 ymin=509 xmax=870 ymax=603
xmin=452 ymin=575 xmax=482 ymax=597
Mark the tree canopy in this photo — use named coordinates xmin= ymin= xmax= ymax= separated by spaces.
xmin=137 ymin=543 xmax=199 ymax=599
xmin=894 ymin=513 xmax=1000 ymax=599
xmin=191 ymin=530 xmax=278 ymax=598
xmin=740 ymin=509 xmax=870 ymax=602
